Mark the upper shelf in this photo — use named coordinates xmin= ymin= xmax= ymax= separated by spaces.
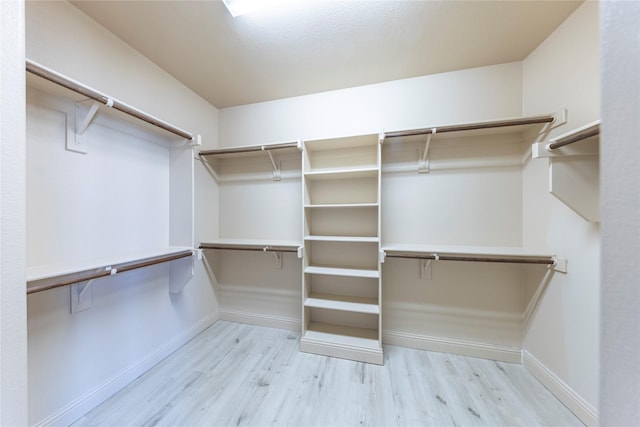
xmin=383 ymin=114 xmax=555 ymax=144
xmin=26 ymin=59 xmax=198 ymax=146
xmin=199 ymin=141 xmax=302 ymax=182
xmin=199 ymin=238 xmax=302 ymax=253
xmin=382 ymin=243 xmax=564 ymax=270
xmin=199 ymin=141 xmax=302 ymax=159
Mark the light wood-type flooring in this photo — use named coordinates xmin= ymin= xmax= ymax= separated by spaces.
xmin=72 ymin=321 xmax=583 ymax=426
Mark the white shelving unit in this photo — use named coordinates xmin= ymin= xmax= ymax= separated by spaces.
xmin=301 ymin=134 xmax=383 ymax=365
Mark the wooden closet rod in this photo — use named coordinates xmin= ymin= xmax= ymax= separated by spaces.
xmin=26 ymin=250 xmax=194 ymax=295
xmin=26 ymin=59 xmax=195 ymax=141
xmin=385 ymin=253 xmax=555 ymax=265
xmin=547 ymin=124 xmax=600 ymax=150
xmin=199 ymin=141 xmax=300 ymax=157
xmin=384 ymin=115 xmax=555 ymax=139
xmin=199 ymin=243 xmax=299 ymax=253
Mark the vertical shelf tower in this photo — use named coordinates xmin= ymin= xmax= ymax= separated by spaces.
xmin=300 ymin=134 xmax=383 ymax=365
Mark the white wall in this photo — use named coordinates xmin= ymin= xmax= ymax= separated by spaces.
xmin=521 ymin=2 xmax=600 ymax=424
xmin=220 ymin=62 xmax=522 ymax=145
xmin=0 ymin=0 xmax=29 ymax=425
xmin=25 ymin=2 xmax=219 ymax=425
xmin=600 ymin=1 xmax=640 ymax=425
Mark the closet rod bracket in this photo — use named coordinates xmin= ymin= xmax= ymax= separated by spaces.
xmin=70 ymin=100 xmax=104 ymax=154
xmin=552 ymin=256 xmax=567 ymax=274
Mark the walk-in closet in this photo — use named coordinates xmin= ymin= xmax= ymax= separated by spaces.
xmin=1 ymin=0 xmax=637 ymax=426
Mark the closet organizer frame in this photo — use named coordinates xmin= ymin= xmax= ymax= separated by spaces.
xmin=25 ymin=59 xmax=199 ymax=303
xmin=380 ymin=113 xmax=568 ymax=273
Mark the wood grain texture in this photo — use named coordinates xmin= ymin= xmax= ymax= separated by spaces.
xmin=71 ymin=322 xmax=582 ymax=427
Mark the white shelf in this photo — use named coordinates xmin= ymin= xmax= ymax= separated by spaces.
xmin=199 ymin=141 xmax=300 ymax=159
xmin=304 ymin=167 xmax=378 ymax=180
xmin=304 ymin=134 xmax=380 ymax=151
xmin=27 ymin=246 xmax=194 ymax=283
xmin=200 ymin=238 xmax=301 ymax=252
xmin=302 ymin=322 xmax=380 ymax=351
xmin=383 ymin=114 xmax=555 ymax=144
xmin=304 ymin=203 xmax=378 ymax=209
xmin=305 ymin=294 xmax=379 ymax=314
xmin=305 ymin=265 xmax=380 ymax=279
xmin=305 ymin=235 xmax=379 ymax=243
xmin=382 ymin=243 xmax=554 ymax=260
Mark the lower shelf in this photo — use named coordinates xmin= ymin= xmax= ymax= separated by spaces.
xmin=304 ymin=294 xmax=379 ymax=314
xmin=300 ymin=322 xmax=383 ymax=365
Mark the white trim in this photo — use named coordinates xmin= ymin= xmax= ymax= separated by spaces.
xmin=383 ymin=329 xmax=522 ymax=363
xmin=220 ymin=309 xmax=301 ymax=332
xmin=523 ymin=350 xmax=599 ymax=427
xmin=33 ymin=313 xmax=217 ymax=427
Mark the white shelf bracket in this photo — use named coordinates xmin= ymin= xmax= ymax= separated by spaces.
xmin=552 ymin=256 xmax=567 ymax=274
xmin=264 ymin=247 xmax=283 ymax=269
xmin=378 ymin=131 xmax=385 ymax=145
xmin=296 ymin=138 xmax=303 ymax=150
xmin=297 ymin=246 xmax=304 ymax=259
xmin=70 ymin=266 xmax=115 ymax=313
xmin=263 ymin=146 xmax=281 ymax=181
xmin=169 ymin=252 xmax=195 ymax=294
xmin=70 ymin=100 xmax=103 ymax=154
xmin=554 ymin=108 xmax=568 ymax=129
xmin=379 ymin=250 xmax=386 ymax=264
xmin=420 ymin=259 xmax=433 ymax=279
xmin=418 ymin=129 xmax=435 ymax=173
xmin=188 ymin=134 xmax=202 ymax=147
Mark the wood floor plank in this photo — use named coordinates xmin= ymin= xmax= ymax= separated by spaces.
xmin=71 ymin=322 xmax=583 ymax=427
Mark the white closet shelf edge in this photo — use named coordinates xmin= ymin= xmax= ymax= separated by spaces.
xmin=26 ymin=246 xmax=194 ymax=282
xmin=382 ymin=244 xmax=555 ymax=260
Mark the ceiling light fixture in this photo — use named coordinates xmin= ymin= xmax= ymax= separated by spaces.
xmin=222 ymin=0 xmax=288 ymax=17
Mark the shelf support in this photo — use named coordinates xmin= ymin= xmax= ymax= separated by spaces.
xmin=418 ymin=129 xmax=435 ymax=173
xmin=70 ymin=100 xmax=103 ymax=154
xmin=263 ymin=146 xmax=281 ymax=181
xmin=70 ymin=266 xmax=116 ymax=313
xmin=420 ymin=259 xmax=433 ymax=279
xmin=268 ymin=249 xmax=283 ymax=269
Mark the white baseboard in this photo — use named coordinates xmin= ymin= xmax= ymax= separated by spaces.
xmin=220 ymin=309 xmax=301 ymax=332
xmin=35 ymin=313 xmax=218 ymax=427
xmin=523 ymin=350 xmax=599 ymax=427
xmin=383 ymin=329 xmax=522 ymax=363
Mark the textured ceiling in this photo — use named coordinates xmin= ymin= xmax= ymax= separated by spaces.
xmin=71 ymin=0 xmax=583 ymax=108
